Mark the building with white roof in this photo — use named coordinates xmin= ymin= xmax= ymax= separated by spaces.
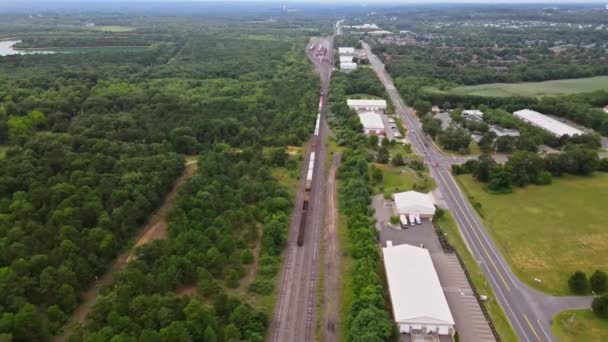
xmin=339 ymin=55 xmax=354 ymax=63
xmin=462 ymin=109 xmax=484 ymax=121
xmin=358 ymin=112 xmax=384 ymax=135
xmin=382 ymin=243 xmax=455 ymax=337
xmin=513 ymin=109 xmax=583 ymax=137
xmin=340 ymin=62 xmax=357 ymax=71
xmin=347 ymin=99 xmax=387 ymax=113
xmin=338 ymin=47 xmax=355 ymax=56
xmin=393 ymin=191 xmax=436 ymax=219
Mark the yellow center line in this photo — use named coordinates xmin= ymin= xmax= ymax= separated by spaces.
xmin=436 ymin=169 xmax=512 ymax=292
xmin=524 ymin=314 xmax=542 ymax=342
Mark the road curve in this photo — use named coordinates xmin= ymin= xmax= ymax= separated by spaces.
xmin=363 ymin=41 xmax=592 ymax=342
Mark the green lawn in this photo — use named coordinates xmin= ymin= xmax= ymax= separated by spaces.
xmin=425 ymin=76 xmax=608 ymax=98
xmin=372 ymin=163 xmax=435 ymax=195
xmin=436 ymin=212 xmax=518 ymax=342
xmin=553 ymin=310 xmax=608 ymax=342
xmin=457 ymin=174 xmax=608 ymax=295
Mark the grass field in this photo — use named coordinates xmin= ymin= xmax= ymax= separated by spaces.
xmin=457 ymin=174 xmax=608 ymax=295
xmin=89 ymin=25 xmax=136 ymax=32
xmin=436 ymin=212 xmax=518 ymax=342
xmin=425 ymin=76 xmax=608 ymax=98
xmin=553 ymin=310 xmax=608 ymax=341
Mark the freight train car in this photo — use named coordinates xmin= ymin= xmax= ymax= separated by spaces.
xmin=305 ymin=152 xmax=315 ymax=191
xmin=297 ymin=199 xmax=309 ymax=246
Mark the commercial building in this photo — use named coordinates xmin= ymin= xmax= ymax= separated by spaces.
xmin=514 ymin=109 xmax=583 ymax=137
xmin=490 ymin=125 xmax=520 ymax=137
xmin=338 ymin=47 xmax=355 ymax=56
xmin=347 ymin=99 xmax=387 ymax=113
xmin=393 ymin=191 xmax=436 ymax=219
xmin=382 ymin=243 xmax=455 ymax=337
xmin=462 ymin=109 xmax=484 ymax=121
xmin=340 ymin=62 xmax=357 ymax=71
xmin=339 ymin=55 xmax=354 ymax=63
xmin=358 ymin=112 xmax=385 ymax=135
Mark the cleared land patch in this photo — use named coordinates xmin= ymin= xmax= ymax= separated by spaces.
xmin=425 ymin=76 xmax=608 ymax=98
xmin=553 ymin=309 xmax=608 ymax=342
xmin=457 ymin=174 xmax=608 ymax=295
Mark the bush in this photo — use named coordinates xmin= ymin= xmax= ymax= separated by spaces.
xmin=599 ymin=158 xmax=608 ymax=172
xmin=568 ymin=271 xmax=589 ymax=294
xmin=590 ymin=270 xmax=607 ymax=293
xmin=592 ymin=295 xmax=608 ymax=319
xmin=534 ymin=171 xmax=553 ymax=185
xmin=390 ymin=215 xmax=400 ymax=225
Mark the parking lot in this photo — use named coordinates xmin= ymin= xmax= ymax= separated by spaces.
xmin=372 ymin=195 xmax=496 ymax=342
xmin=381 ymin=114 xmax=401 ymax=141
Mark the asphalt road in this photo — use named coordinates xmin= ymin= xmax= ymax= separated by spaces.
xmin=363 ymin=41 xmax=592 ymax=342
xmin=269 ymin=36 xmax=334 ymax=342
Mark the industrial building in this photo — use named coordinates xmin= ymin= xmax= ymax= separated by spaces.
xmin=393 ymin=191 xmax=436 ymax=219
xmin=513 ymin=109 xmax=583 ymax=137
xmin=358 ymin=112 xmax=385 ymax=135
xmin=339 ymin=55 xmax=354 ymax=63
xmin=490 ymin=125 xmax=519 ymax=137
xmin=382 ymin=243 xmax=456 ymax=337
xmin=340 ymin=62 xmax=357 ymax=71
xmin=462 ymin=109 xmax=484 ymax=121
xmin=338 ymin=47 xmax=355 ymax=56
xmin=347 ymin=99 xmax=387 ymax=113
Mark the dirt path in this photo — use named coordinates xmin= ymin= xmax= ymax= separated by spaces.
xmin=322 ymin=153 xmax=342 ymax=342
xmin=56 ymin=161 xmax=198 ymax=341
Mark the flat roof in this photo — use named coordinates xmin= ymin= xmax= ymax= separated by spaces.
xmin=338 ymin=47 xmax=355 ymax=54
xmin=462 ymin=109 xmax=484 ymax=116
xmin=514 ymin=109 xmax=583 ymax=137
xmin=347 ymin=99 xmax=387 ymax=107
xmin=393 ymin=191 xmax=436 ymax=216
xmin=383 ymin=244 xmax=455 ymax=325
xmin=339 ymin=56 xmax=353 ymax=62
xmin=340 ymin=62 xmax=357 ymax=69
xmin=358 ymin=112 xmax=384 ymax=130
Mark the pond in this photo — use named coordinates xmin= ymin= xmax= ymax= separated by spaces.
xmin=0 ymin=40 xmax=55 ymax=56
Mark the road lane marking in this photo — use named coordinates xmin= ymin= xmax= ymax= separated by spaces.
xmin=524 ymin=314 xmax=541 ymax=341
xmin=537 ymin=319 xmax=551 ymax=342
xmin=435 ymin=169 xmax=512 ymax=292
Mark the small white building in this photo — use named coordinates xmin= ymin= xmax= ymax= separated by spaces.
xmin=393 ymin=191 xmax=436 ymax=219
xmin=338 ymin=47 xmax=355 ymax=56
xmin=513 ymin=109 xmax=583 ymax=137
xmin=490 ymin=125 xmax=520 ymax=137
xmin=339 ymin=55 xmax=354 ymax=63
xmin=340 ymin=62 xmax=357 ymax=71
xmin=383 ymin=243 xmax=455 ymax=337
xmin=358 ymin=112 xmax=384 ymax=135
xmin=462 ymin=109 xmax=484 ymax=121
xmin=347 ymin=99 xmax=387 ymax=113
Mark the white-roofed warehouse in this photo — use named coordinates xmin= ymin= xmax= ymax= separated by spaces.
xmin=358 ymin=112 xmax=384 ymax=135
xmin=513 ymin=109 xmax=583 ymax=137
xmin=393 ymin=191 xmax=436 ymax=219
xmin=347 ymin=99 xmax=387 ymax=113
xmin=383 ymin=243 xmax=455 ymax=337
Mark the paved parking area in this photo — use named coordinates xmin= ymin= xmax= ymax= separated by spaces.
xmin=372 ymin=194 xmax=496 ymax=342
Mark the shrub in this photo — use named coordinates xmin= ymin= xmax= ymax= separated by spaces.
xmin=592 ymin=295 xmax=608 ymax=319
xmin=590 ymin=270 xmax=607 ymax=293
xmin=534 ymin=171 xmax=553 ymax=185
xmin=568 ymin=271 xmax=589 ymax=294
xmin=390 ymin=215 xmax=400 ymax=225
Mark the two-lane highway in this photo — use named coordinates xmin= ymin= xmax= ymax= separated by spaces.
xmin=363 ymin=41 xmax=591 ymax=342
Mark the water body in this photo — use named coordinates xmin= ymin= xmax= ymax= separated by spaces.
xmin=0 ymin=40 xmax=55 ymax=56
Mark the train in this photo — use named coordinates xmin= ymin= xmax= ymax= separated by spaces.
xmin=297 ymin=93 xmax=324 ymax=247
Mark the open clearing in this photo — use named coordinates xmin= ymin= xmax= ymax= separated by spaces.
xmin=553 ymin=309 xmax=608 ymax=341
xmin=89 ymin=25 xmax=136 ymax=32
xmin=425 ymin=76 xmax=608 ymax=98
xmin=457 ymin=174 xmax=608 ymax=295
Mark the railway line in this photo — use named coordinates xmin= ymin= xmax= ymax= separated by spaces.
xmin=270 ymin=36 xmax=333 ymax=342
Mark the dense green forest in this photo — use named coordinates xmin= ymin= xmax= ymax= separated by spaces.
xmin=0 ymin=15 xmax=319 ymax=341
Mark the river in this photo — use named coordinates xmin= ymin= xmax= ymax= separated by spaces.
xmin=0 ymin=40 xmax=55 ymax=56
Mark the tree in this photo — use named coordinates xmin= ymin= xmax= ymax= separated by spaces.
xmin=568 ymin=271 xmax=589 ymax=294
xmin=592 ymin=295 xmax=608 ymax=319
xmin=422 ymin=116 xmax=442 ymax=139
xmin=437 ymin=127 xmax=471 ymax=153
xmin=478 ymin=131 xmax=496 ymax=154
xmin=590 ymin=270 xmax=607 ymax=293
xmin=391 ymin=152 xmax=404 ymax=166
xmin=226 ymin=270 xmax=239 ymax=289
xmin=376 ymin=147 xmax=389 ymax=164
xmin=413 ymin=100 xmax=431 ymax=115
xmin=487 ymin=167 xmax=512 ymax=193
xmin=495 ymin=136 xmax=515 ymax=153
xmin=473 ymin=155 xmax=496 ymax=183
xmin=368 ymin=134 xmax=379 ymax=148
